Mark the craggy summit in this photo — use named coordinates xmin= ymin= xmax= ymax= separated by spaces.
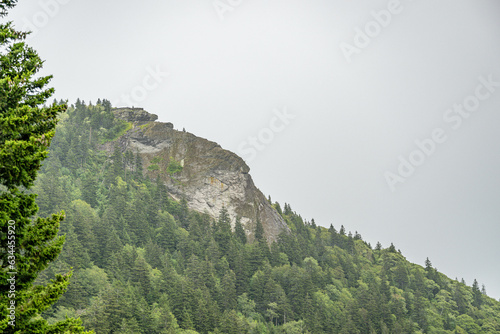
xmin=104 ymin=107 xmax=289 ymax=242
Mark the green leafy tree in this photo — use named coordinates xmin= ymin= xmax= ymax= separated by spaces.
xmin=0 ymin=1 xmax=91 ymax=332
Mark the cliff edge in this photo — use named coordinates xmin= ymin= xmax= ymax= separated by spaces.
xmin=104 ymin=108 xmax=289 ymax=242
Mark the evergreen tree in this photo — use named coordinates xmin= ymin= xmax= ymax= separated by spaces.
xmin=215 ymin=206 xmax=232 ymax=255
xmin=0 ymin=2 xmax=90 ymax=332
xmin=220 ymin=270 xmax=237 ymax=310
xmin=339 ymin=225 xmax=346 ymax=235
xmin=33 ymin=154 xmax=70 ymax=213
xmin=135 ymin=152 xmax=143 ymax=179
xmin=81 ymin=171 xmax=99 ymax=208
xmin=254 ymin=217 xmax=265 ymax=243
xmin=234 ymin=216 xmax=247 ymax=244
xmin=58 ymin=222 xmax=91 ymax=270
xmin=424 ymin=257 xmax=432 ymax=272
xmin=6 ymin=88 xmax=500 ymax=333
xmin=66 ymin=200 xmax=99 ymax=261
xmin=274 ymin=201 xmax=282 ymax=216
xmin=472 ymin=279 xmax=483 ymax=308
xmin=111 ymin=142 xmax=124 ymax=179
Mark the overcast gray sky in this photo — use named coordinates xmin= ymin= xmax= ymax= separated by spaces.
xmin=7 ymin=0 xmax=500 ymax=299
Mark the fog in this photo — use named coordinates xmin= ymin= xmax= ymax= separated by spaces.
xmin=7 ymin=0 xmax=500 ymax=299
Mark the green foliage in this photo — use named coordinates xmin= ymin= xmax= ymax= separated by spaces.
xmin=28 ymin=100 xmax=500 ymax=334
xmin=100 ymin=121 xmax=132 ymax=144
xmin=150 ymin=156 xmax=162 ymax=164
xmin=254 ymin=217 xmax=265 ymax=243
xmin=166 ymin=157 xmax=183 ymax=176
xmin=234 ymin=216 xmax=247 ymax=244
xmin=0 ymin=3 xmax=90 ymax=333
xmin=147 ymin=164 xmax=160 ymax=171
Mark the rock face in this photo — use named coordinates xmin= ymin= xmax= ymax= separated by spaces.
xmin=113 ymin=107 xmax=159 ymax=123
xmin=105 ymin=108 xmax=289 ymax=242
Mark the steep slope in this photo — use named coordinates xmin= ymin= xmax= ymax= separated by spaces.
xmin=105 ymin=107 xmax=288 ymax=242
xmin=34 ymin=101 xmax=500 ymax=334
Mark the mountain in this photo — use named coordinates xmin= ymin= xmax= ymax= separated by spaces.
xmin=33 ymin=100 xmax=500 ymax=334
xmin=102 ymin=107 xmax=288 ymax=243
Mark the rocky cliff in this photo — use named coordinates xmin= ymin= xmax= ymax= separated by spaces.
xmin=105 ymin=108 xmax=289 ymax=242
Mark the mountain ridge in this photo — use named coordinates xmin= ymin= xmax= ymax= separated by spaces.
xmin=101 ymin=107 xmax=289 ymax=243
xmin=31 ymin=100 xmax=500 ymax=333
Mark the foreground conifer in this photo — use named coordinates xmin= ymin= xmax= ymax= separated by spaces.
xmin=0 ymin=1 xmax=91 ymax=332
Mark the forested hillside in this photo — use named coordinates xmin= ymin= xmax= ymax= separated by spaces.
xmin=35 ymin=100 xmax=500 ymax=333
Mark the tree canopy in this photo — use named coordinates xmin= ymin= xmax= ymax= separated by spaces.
xmin=0 ymin=1 xmax=90 ymax=332
xmin=26 ymin=99 xmax=500 ymax=333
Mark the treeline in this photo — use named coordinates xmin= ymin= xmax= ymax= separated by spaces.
xmin=34 ymin=100 xmax=500 ymax=333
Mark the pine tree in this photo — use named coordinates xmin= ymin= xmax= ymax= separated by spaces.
xmin=388 ymin=243 xmax=397 ymax=253
xmin=58 ymin=222 xmax=91 ymax=270
xmin=472 ymin=279 xmax=483 ymax=308
xmin=81 ymin=171 xmax=99 ymax=208
xmin=215 ymin=206 xmax=232 ymax=255
xmin=135 ymin=152 xmax=143 ymax=179
xmin=254 ymin=217 xmax=265 ymax=243
xmin=33 ymin=157 xmax=69 ymax=216
xmin=111 ymin=142 xmax=124 ymax=178
xmin=220 ymin=270 xmax=237 ymax=310
xmin=0 ymin=1 xmax=90 ymax=332
xmin=66 ymin=199 xmax=99 ymax=261
xmin=424 ymin=257 xmax=432 ymax=271
xmin=234 ymin=216 xmax=247 ymax=244
xmin=339 ymin=225 xmax=346 ymax=235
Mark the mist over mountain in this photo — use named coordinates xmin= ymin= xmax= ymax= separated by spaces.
xmin=7 ymin=0 xmax=500 ymax=302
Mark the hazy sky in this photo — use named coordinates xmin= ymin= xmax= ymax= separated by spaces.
xmin=6 ymin=0 xmax=500 ymax=299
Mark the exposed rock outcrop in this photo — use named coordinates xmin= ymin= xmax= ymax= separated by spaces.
xmin=104 ymin=108 xmax=289 ymax=242
xmin=112 ymin=107 xmax=158 ymax=123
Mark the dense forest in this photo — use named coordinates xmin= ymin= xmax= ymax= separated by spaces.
xmin=31 ymin=100 xmax=500 ymax=333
